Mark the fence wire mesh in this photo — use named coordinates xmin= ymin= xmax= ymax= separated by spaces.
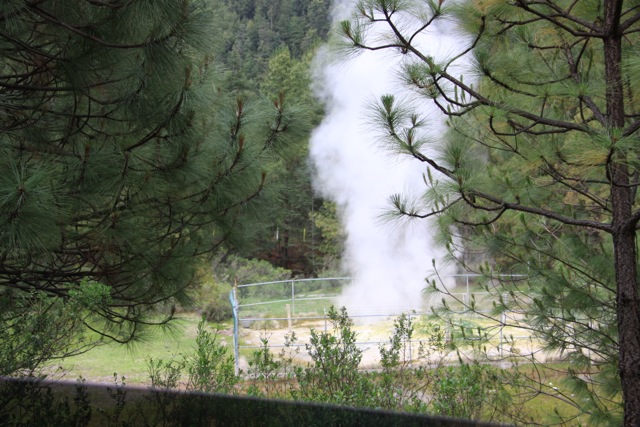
xmin=230 ymin=275 xmax=539 ymax=374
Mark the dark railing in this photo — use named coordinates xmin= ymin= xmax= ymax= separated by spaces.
xmin=0 ymin=377 xmax=508 ymax=427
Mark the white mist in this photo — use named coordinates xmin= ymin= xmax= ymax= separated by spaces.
xmin=309 ymin=0 xmax=464 ymax=315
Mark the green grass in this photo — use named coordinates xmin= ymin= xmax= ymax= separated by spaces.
xmin=239 ymin=294 xmax=340 ymax=319
xmin=50 ymin=314 xmax=233 ymax=385
xmin=41 ymin=309 xmax=614 ymax=426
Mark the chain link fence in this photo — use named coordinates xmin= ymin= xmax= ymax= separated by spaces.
xmin=229 ymin=275 xmax=537 ymax=373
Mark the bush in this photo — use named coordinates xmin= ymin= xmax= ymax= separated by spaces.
xmin=0 ymin=377 xmax=92 ymax=427
xmin=431 ymin=362 xmax=513 ymax=423
xmin=146 ymin=316 xmax=238 ymax=395
xmin=186 ymin=253 xmax=292 ymax=320
xmin=201 ymin=292 xmax=233 ymax=323
xmin=213 ymin=254 xmax=292 ymax=287
xmin=211 ymin=254 xmax=292 ymax=299
xmin=246 ymin=332 xmax=298 ymax=398
xmin=377 ymin=313 xmax=446 ymax=412
xmin=292 ymin=307 xmax=383 ymax=408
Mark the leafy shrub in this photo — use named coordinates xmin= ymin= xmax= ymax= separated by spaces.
xmin=292 ymin=307 xmax=383 ymax=408
xmin=187 ymin=253 xmax=292 ymax=320
xmin=246 ymin=332 xmax=298 ymax=398
xmin=145 ymin=316 xmax=238 ymax=394
xmin=243 ymin=308 xmax=453 ymax=412
xmin=212 ymin=254 xmax=292 ymax=287
xmin=184 ymin=319 xmax=238 ymax=394
xmin=0 ymin=377 xmax=92 ymax=427
xmin=431 ymin=361 xmax=512 ymax=423
xmin=201 ymin=291 xmax=233 ymax=323
xmin=1 ymin=280 xmax=110 ymax=377
xmin=241 ymin=307 xmax=524 ymax=423
xmin=377 ymin=314 xmax=447 ymax=412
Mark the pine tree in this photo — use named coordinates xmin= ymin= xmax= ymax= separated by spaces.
xmin=340 ymin=0 xmax=640 ymax=424
xmin=0 ymin=0 xmax=300 ymax=373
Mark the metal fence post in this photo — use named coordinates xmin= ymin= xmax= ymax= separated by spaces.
xmin=465 ymin=275 xmax=470 ymax=306
xmin=291 ymin=280 xmax=295 ymax=321
xmin=230 ymin=286 xmax=240 ymax=375
xmin=408 ymin=313 xmax=413 ymax=362
xmin=324 ymin=308 xmax=327 ymax=333
xmin=500 ymin=311 xmax=506 ymax=359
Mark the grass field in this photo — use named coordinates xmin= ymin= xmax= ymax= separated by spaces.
xmin=49 ymin=279 xmax=531 ymax=386
xmin=50 ymin=314 xmax=232 ymax=385
xmin=42 ymin=308 xmax=604 ymax=426
xmin=39 ymin=277 xmax=607 ymax=427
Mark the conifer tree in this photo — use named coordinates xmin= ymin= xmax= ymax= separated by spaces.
xmin=341 ymin=0 xmax=640 ymax=424
xmin=0 ymin=0 xmax=300 ymax=373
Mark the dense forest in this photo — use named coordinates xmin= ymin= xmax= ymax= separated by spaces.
xmin=211 ymin=0 xmax=338 ymax=277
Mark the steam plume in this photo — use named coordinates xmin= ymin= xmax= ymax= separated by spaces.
xmin=309 ymin=0 xmax=462 ymax=314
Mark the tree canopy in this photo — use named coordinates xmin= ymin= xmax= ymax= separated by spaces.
xmin=194 ymin=0 xmax=337 ymax=276
xmin=340 ymin=0 xmax=640 ymax=425
xmin=0 ymin=0 xmax=304 ymax=373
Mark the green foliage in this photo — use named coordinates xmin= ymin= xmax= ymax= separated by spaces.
xmin=0 ymin=378 xmax=92 ymax=427
xmin=246 ymin=337 xmax=284 ymax=397
xmin=431 ymin=362 xmax=512 ymax=422
xmin=143 ymin=359 xmax=186 ymax=425
xmin=0 ymin=318 xmax=239 ymax=426
xmin=310 ymin=201 xmax=346 ymax=271
xmin=246 ymin=332 xmax=298 ymax=398
xmin=67 ymin=281 xmax=113 ymax=311
xmin=293 ymin=307 xmax=380 ymax=407
xmin=98 ymin=375 xmax=128 ymax=427
xmin=376 ymin=314 xmax=443 ymax=412
xmin=132 ymin=318 xmax=238 ymax=426
xmin=242 ymin=306 xmax=525 ymax=423
xmin=210 ymin=253 xmax=296 ymax=301
xmin=189 ymin=262 xmax=233 ymax=322
xmin=146 ymin=316 xmax=238 ymax=395
xmin=0 ymin=0 xmax=307 ymax=372
xmin=0 ymin=280 xmax=109 ymax=376
xmin=0 ymin=308 xmax=536 ymax=425
xmin=213 ymin=253 xmax=293 ymax=288
xmin=340 ymin=0 xmax=640 ymax=423
xmin=185 ymin=319 xmax=238 ymax=394
xmin=200 ymin=292 xmax=234 ymax=323
xmin=219 ymin=0 xmax=332 ymax=91
xmin=260 ymin=47 xmax=313 ymax=104
xmin=207 ymin=0 xmax=335 ymax=277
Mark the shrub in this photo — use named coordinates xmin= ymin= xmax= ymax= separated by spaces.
xmin=187 ymin=253 xmax=292 ymax=320
xmin=431 ymin=361 xmax=513 ymax=423
xmin=211 ymin=254 xmax=292 ymax=299
xmin=213 ymin=254 xmax=292 ymax=286
xmin=145 ymin=316 xmax=238 ymax=395
xmin=184 ymin=319 xmax=238 ymax=394
xmin=377 ymin=314 xmax=447 ymax=412
xmin=201 ymin=291 xmax=233 ymax=323
xmin=246 ymin=332 xmax=298 ymax=398
xmin=292 ymin=307 xmax=383 ymax=408
xmin=0 ymin=377 xmax=92 ymax=427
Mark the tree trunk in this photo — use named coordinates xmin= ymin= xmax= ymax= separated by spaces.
xmin=604 ymin=1 xmax=640 ymax=422
xmin=613 ymin=226 xmax=640 ymax=426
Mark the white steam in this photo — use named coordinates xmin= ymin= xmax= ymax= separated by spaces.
xmin=309 ymin=1 xmax=464 ymax=315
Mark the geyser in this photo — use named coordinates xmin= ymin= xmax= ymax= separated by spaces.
xmin=309 ymin=0 xmax=463 ymax=315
